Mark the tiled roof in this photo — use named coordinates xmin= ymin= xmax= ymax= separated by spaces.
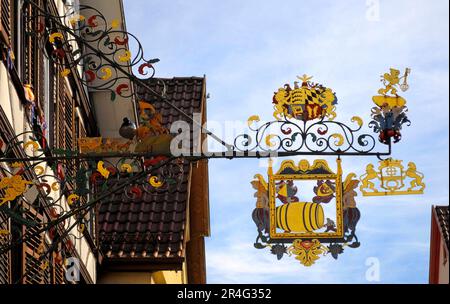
xmin=435 ymin=206 xmax=449 ymax=251
xmin=98 ymin=77 xmax=205 ymax=260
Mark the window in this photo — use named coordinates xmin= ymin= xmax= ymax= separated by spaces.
xmin=0 ymin=0 xmax=11 ymax=44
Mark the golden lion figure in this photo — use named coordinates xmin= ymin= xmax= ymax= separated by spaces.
xmin=0 ymin=176 xmax=33 ymax=206
xmin=378 ymin=68 xmax=401 ymax=96
xmin=273 ymin=88 xmax=290 ymax=120
xmin=320 ymin=88 xmax=337 ymax=120
xmin=360 ymin=164 xmax=379 ymax=193
xmin=404 ymin=162 xmax=425 ymax=191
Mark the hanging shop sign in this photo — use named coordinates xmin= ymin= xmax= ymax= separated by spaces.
xmin=252 ymin=159 xmax=361 ymax=266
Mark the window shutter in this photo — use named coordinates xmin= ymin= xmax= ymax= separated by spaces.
xmin=23 ymin=1 xmax=36 ymax=86
xmin=56 ymin=70 xmax=76 ymax=189
xmin=21 ymin=202 xmax=51 ymax=284
xmin=0 ymin=211 xmax=11 ymax=284
xmin=0 ymin=0 xmax=11 ymax=44
xmin=52 ymin=252 xmax=65 ymax=284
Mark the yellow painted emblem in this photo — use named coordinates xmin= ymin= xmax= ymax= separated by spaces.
xmin=360 ymin=159 xmax=425 ymax=196
xmin=272 ymin=74 xmax=337 ymax=121
xmin=0 ymin=176 xmax=33 ymax=207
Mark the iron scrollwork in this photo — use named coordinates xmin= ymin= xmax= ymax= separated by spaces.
xmin=234 ymin=75 xmax=379 ymax=155
xmin=235 ymin=116 xmax=377 ymax=155
xmin=24 ymin=0 xmax=164 ymax=101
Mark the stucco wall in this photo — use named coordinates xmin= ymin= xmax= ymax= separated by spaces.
xmin=97 ymin=270 xmax=186 ymax=284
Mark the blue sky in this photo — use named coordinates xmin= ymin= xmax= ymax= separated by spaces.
xmin=123 ymin=0 xmax=449 ymax=283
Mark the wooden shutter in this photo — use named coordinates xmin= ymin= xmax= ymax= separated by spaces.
xmin=52 ymin=252 xmax=65 ymax=284
xmin=0 ymin=210 xmax=11 ymax=284
xmin=21 ymin=202 xmax=51 ymax=284
xmin=0 ymin=0 xmax=11 ymax=44
xmin=55 ymin=69 xmax=76 ymax=189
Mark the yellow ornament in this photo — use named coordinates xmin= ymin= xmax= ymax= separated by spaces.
xmin=120 ymin=164 xmax=133 ymax=173
xmin=118 ymin=50 xmax=132 ymax=62
xmin=288 ymin=239 xmax=327 ymax=267
xmin=99 ymin=67 xmax=112 ymax=80
xmin=49 ymin=32 xmax=64 ymax=43
xmin=149 ymin=176 xmax=163 ymax=188
xmin=97 ymin=161 xmax=110 ymax=179
xmin=247 ymin=115 xmax=260 ymax=127
xmin=67 ymin=194 xmax=80 ymax=206
xmin=24 ymin=141 xmax=39 ymax=152
xmin=0 ymin=176 xmax=33 ymax=207
xmin=34 ymin=166 xmax=45 ymax=176
xmin=61 ymin=69 xmax=71 ymax=77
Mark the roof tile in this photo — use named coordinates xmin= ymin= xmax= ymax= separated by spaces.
xmin=97 ymin=77 xmax=204 ymax=260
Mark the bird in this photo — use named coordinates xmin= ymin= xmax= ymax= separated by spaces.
xmin=119 ymin=117 xmax=137 ymax=140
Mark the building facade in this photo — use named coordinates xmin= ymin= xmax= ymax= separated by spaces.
xmin=1 ymin=0 xmax=209 ymax=284
xmin=1 ymin=0 xmax=98 ymax=284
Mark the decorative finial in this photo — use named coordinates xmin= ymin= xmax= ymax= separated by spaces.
xmin=268 ymin=158 xmax=274 ymax=176
xmin=297 ymin=74 xmax=313 ymax=83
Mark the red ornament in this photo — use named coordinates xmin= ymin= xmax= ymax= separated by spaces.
xmin=138 ymin=63 xmax=153 ymax=76
xmin=116 ymin=84 xmax=129 ymax=96
xmin=114 ymin=36 xmax=129 ymax=46
xmin=87 ymin=16 xmax=98 ymax=28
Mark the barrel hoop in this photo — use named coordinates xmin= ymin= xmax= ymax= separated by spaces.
xmin=276 ymin=205 xmax=280 ymax=230
xmin=277 ymin=205 xmax=284 ymax=231
xmin=284 ymin=203 xmax=291 ymax=231
xmin=308 ymin=203 xmax=315 ymax=231
xmin=302 ymin=203 xmax=309 ymax=232
xmin=315 ymin=203 xmax=320 ymax=230
xmin=311 ymin=204 xmax=319 ymax=230
xmin=311 ymin=203 xmax=316 ymax=230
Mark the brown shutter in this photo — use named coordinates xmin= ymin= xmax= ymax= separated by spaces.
xmin=21 ymin=202 xmax=51 ymax=284
xmin=55 ymin=69 xmax=76 ymax=189
xmin=23 ymin=1 xmax=36 ymax=86
xmin=0 ymin=210 xmax=11 ymax=284
xmin=52 ymin=252 xmax=65 ymax=284
xmin=0 ymin=0 xmax=11 ymax=44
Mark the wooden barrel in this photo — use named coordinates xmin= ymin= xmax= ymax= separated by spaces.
xmin=276 ymin=202 xmax=324 ymax=232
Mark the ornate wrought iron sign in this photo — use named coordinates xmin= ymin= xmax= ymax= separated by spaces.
xmin=248 ymin=71 xmax=424 ymax=266
xmin=235 ymin=75 xmax=383 ymax=156
xmin=251 ymin=159 xmax=361 ymax=266
xmin=0 ymin=0 xmax=425 ymax=274
xmin=27 ymin=1 xmax=161 ymax=101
